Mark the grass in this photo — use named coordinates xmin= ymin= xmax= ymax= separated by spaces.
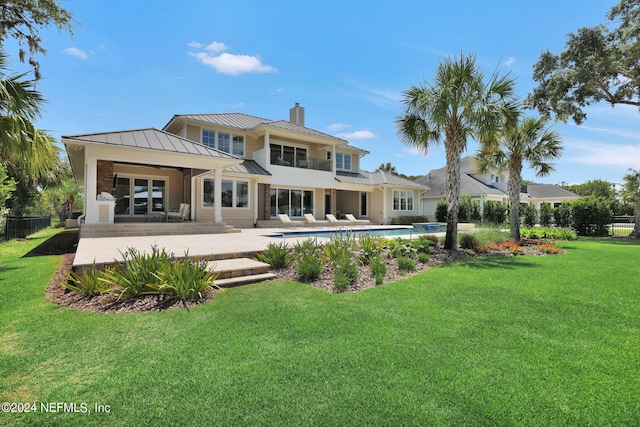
xmin=1 ymin=229 xmax=639 ymax=425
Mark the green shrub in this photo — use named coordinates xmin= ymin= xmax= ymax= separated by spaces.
xmin=396 ymin=256 xmax=416 ymax=273
xmin=64 ymin=262 xmax=108 ymax=297
xmin=420 ymin=234 xmax=440 ymax=246
xmin=357 ymin=234 xmax=387 ymax=265
xmin=411 ymin=235 xmax=434 ymax=254
xmin=482 ymin=200 xmax=507 ymax=225
xmin=571 ymin=196 xmax=612 ymax=236
xmin=520 ymin=227 xmax=577 ymax=241
xmin=417 ymin=252 xmax=431 ymax=263
xmin=296 ymin=254 xmax=323 ymax=283
xmin=458 ymin=194 xmax=481 ymax=223
xmin=369 ymin=256 xmax=387 ymax=285
xmin=389 ymin=215 xmax=429 ymax=225
xmin=323 ymin=234 xmax=357 ymax=264
xmin=387 ymin=238 xmax=416 ymax=259
xmin=332 ymin=255 xmax=358 ymax=291
xmin=473 ymin=228 xmax=509 ymax=245
xmin=149 ymin=258 xmax=219 ymax=300
xmin=539 ymin=202 xmax=553 ymax=227
xmin=435 ymin=199 xmax=447 ymax=222
xmin=256 ymin=241 xmax=291 ymax=269
xmin=459 ymin=233 xmax=480 ymax=249
xmin=292 ymin=238 xmax=319 ymax=260
xmin=102 ymin=246 xmax=173 ymax=298
xmin=521 ymin=204 xmax=538 ymax=227
xmin=554 ymin=203 xmax=573 ymax=228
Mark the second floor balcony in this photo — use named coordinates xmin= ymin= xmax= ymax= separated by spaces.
xmin=271 ymin=155 xmax=332 ymax=171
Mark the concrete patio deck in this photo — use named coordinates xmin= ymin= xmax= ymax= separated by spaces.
xmin=73 ymin=226 xmax=394 ymax=268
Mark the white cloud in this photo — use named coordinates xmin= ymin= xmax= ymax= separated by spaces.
xmin=395 ymin=146 xmax=427 ymax=157
xmin=565 ymin=139 xmax=640 ymax=168
xmin=502 ymin=56 xmax=516 ymax=67
xmin=336 ymin=130 xmax=376 ymax=140
xmin=188 ymin=41 xmax=275 ymax=76
xmin=326 ymin=123 xmax=350 ymax=132
xmin=204 ymin=41 xmax=228 ymax=53
xmin=63 ymin=47 xmax=88 ymax=59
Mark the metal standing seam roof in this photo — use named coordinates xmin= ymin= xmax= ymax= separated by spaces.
xmin=416 ymin=165 xmax=506 ymax=197
xmin=224 ymin=160 xmax=271 ymax=176
xmin=523 ymin=184 xmax=580 ymax=199
xmin=170 ymin=113 xmax=349 ymax=143
xmin=336 ymin=170 xmax=426 ymax=189
xmin=62 ymin=128 xmax=239 ymax=159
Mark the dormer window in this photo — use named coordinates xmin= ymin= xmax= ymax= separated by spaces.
xmin=202 ymin=129 xmax=245 ymax=156
xmin=336 ymin=152 xmax=352 ymax=171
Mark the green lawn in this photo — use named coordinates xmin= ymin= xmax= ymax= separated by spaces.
xmin=1 ymin=229 xmax=639 ymax=426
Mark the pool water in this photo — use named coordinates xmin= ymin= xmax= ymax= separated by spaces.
xmin=269 ymin=224 xmax=446 ymax=239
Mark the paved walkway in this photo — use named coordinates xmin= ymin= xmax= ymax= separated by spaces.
xmin=73 ymin=226 xmax=399 ymax=268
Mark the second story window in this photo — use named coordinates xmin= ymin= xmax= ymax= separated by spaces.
xmin=336 ymin=152 xmax=352 ymax=170
xmin=202 ymin=129 xmax=245 ymax=156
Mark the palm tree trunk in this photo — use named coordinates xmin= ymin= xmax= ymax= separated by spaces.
xmin=631 ymin=190 xmax=640 ymax=239
xmin=508 ymin=157 xmax=523 ymax=241
xmin=444 ymin=141 xmax=462 ymax=250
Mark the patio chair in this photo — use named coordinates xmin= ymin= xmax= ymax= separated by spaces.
xmin=325 ymin=214 xmax=351 ymax=225
xmin=278 ymin=214 xmax=304 ymax=228
xmin=303 ymin=213 xmax=330 ymax=227
xmin=167 ymin=203 xmax=190 ymax=222
xmin=345 ymin=214 xmax=371 ymax=225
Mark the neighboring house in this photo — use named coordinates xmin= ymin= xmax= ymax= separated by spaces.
xmin=416 ymin=156 xmax=580 ymax=220
xmin=519 ymin=184 xmax=580 ymax=210
xmin=416 ymin=156 xmax=508 ymax=220
xmin=63 ymin=103 xmax=425 ymax=228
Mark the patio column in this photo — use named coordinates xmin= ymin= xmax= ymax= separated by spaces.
xmin=85 ymin=155 xmax=98 ymax=223
xmin=330 ymin=189 xmax=337 ymax=217
xmin=382 ymin=187 xmax=387 ymax=224
xmin=264 ymin=132 xmax=270 ymax=173
xmin=214 ymin=168 xmax=223 ymax=223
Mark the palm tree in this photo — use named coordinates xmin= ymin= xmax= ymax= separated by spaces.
xmin=0 ymin=50 xmax=59 ymax=177
xmin=397 ymin=54 xmax=518 ymax=249
xmin=476 ymin=115 xmax=562 ymax=241
xmin=376 ymin=162 xmax=397 ymax=174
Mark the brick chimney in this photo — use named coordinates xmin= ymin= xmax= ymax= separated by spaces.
xmin=289 ymin=102 xmax=305 ymax=127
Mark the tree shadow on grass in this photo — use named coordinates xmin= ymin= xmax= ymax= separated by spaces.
xmin=442 ymin=255 xmax=540 ymax=271
xmin=23 ymin=229 xmax=79 ymax=257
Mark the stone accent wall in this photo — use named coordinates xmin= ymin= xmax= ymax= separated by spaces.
xmin=96 ymin=160 xmax=114 ymax=195
xmin=263 ymin=183 xmax=271 ymax=220
xmin=330 ymin=188 xmax=337 ymax=216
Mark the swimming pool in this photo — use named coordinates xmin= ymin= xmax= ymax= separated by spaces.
xmin=268 ymin=223 xmax=446 ymax=239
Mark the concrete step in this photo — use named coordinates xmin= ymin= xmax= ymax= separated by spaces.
xmin=207 ymin=258 xmax=275 ymax=287
xmin=80 ymin=222 xmax=239 ymax=238
xmin=215 ymin=273 xmax=277 ymax=287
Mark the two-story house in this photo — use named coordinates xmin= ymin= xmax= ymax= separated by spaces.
xmin=63 ymin=104 xmax=425 ymax=230
xmin=416 ymin=156 xmax=579 ymax=220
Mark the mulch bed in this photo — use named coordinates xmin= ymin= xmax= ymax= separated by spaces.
xmin=44 ymin=231 xmax=551 ymax=314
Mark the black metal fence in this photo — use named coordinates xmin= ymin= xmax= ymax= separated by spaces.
xmin=610 ymin=216 xmax=636 ymax=236
xmin=2 ymin=215 xmax=51 ymax=240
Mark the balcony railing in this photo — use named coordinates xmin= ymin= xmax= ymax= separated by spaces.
xmin=271 ymin=156 xmax=332 ymax=172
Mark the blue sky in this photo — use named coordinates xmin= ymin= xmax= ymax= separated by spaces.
xmin=9 ymin=0 xmax=640 ymax=185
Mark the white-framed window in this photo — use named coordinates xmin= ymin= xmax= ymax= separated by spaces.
xmin=202 ymin=178 xmax=250 ymax=209
xmin=392 ymin=190 xmax=414 ymax=211
xmin=336 ymin=152 xmax=352 ymax=170
xmin=201 ymin=129 xmax=245 ymax=156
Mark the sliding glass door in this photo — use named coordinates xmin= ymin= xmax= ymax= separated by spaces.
xmin=115 ymin=176 xmax=166 ymax=217
xmin=269 ymin=188 xmax=313 ymax=218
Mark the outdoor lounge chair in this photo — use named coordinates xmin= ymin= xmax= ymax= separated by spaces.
xmin=325 ymin=214 xmax=351 ymax=225
xmin=345 ymin=214 xmax=371 ymax=225
xmin=167 ymin=203 xmax=190 ymax=222
xmin=303 ymin=214 xmax=330 ymax=227
xmin=278 ymin=214 xmax=304 ymax=228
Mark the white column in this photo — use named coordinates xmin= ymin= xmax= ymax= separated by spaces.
xmin=264 ymin=132 xmax=270 ymax=173
xmin=191 ymin=176 xmax=197 ymax=222
xmin=332 ymin=146 xmax=337 ymax=173
xmin=214 ymin=168 xmax=222 ymax=223
xmin=382 ymin=187 xmax=387 ymax=224
xmin=253 ymin=181 xmax=259 ymax=225
xmin=85 ymin=155 xmax=98 ymax=223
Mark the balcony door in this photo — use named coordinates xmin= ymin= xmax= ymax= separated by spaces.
xmin=115 ymin=176 xmax=167 ymax=217
xmin=270 ymin=188 xmax=313 ymax=218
